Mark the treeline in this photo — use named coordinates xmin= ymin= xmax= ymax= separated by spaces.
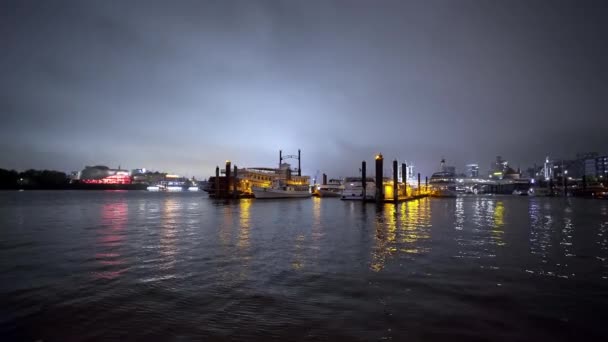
xmin=0 ymin=168 xmax=69 ymax=189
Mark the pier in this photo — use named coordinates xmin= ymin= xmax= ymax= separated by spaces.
xmin=365 ymin=153 xmax=430 ymax=204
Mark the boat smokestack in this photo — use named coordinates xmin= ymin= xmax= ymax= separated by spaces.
xmin=225 ymin=161 xmax=231 ymax=194
xmin=298 ymin=149 xmax=301 ymax=177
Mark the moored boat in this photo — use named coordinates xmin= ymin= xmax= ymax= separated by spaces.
xmin=317 ymin=179 xmax=344 ymax=197
xmin=252 ymin=179 xmax=311 ymax=199
xmin=429 ymin=159 xmax=457 ymax=197
xmin=340 ymin=177 xmax=375 ymax=200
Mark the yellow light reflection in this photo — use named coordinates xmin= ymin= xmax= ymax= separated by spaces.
xmin=492 ymin=200 xmax=505 ymax=246
xmin=292 ymin=234 xmax=305 ymax=270
xmin=311 ymin=197 xmax=323 ymax=243
xmin=219 ymin=205 xmax=234 ymax=247
xmin=160 ymin=197 xmax=179 ymax=270
xmin=238 ymin=199 xmax=251 ymax=250
xmin=399 ymin=198 xmax=431 ymax=254
xmin=370 ymin=210 xmax=387 ymax=272
xmin=370 ymin=204 xmax=397 ymax=272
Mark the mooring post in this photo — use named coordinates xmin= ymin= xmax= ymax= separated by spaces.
xmin=362 ymin=161 xmax=367 ymax=201
xmin=393 ymin=160 xmax=398 ymax=203
xmin=375 ymin=154 xmax=384 ymax=203
xmin=563 ymin=176 xmax=568 ymax=197
xmin=215 ymin=166 xmax=220 ymax=196
xmin=402 ymin=163 xmax=407 ymax=196
xmin=225 ymin=160 xmax=231 ymax=198
xmin=233 ymin=165 xmax=238 ymax=199
xmin=417 ymin=173 xmax=421 ymax=196
xmin=425 ymin=176 xmax=428 ymax=193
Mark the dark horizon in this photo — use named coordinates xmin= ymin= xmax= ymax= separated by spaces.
xmin=2 ymin=0 xmax=607 ymax=178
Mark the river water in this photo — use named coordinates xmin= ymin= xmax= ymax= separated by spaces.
xmin=1 ymin=191 xmax=607 ymax=341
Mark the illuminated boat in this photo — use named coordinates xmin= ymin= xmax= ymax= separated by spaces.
xmin=429 ymin=159 xmax=457 ymax=197
xmin=317 ymin=179 xmax=344 ymax=197
xmin=145 ymin=174 xmax=190 ymax=191
xmin=252 ymin=179 xmax=311 ymax=199
xmin=340 ymin=177 xmax=375 ymax=200
xmin=429 ymin=171 xmax=457 ymax=197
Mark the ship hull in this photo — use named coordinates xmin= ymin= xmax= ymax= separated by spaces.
xmin=252 ymin=187 xmax=311 ymax=199
xmin=318 ymin=189 xmax=342 ymax=197
xmin=340 ymin=192 xmax=375 ymax=201
xmin=431 ymin=189 xmax=458 ymax=197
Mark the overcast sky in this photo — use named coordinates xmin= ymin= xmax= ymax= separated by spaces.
xmin=1 ymin=0 xmax=607 ymax=178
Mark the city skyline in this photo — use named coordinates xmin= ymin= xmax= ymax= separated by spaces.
xmin=1 ymin=0 xmax=607 ymax=178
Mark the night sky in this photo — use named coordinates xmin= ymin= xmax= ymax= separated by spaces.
xmin=1 ymin=0 xmax=607 ymax=178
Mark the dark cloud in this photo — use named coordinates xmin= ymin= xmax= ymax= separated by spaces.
xmin=1 ymin=0 xmax=607 ymax=178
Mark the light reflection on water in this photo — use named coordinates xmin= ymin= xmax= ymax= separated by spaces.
xmin=93 ymin=201 xmax=128 ymax=280
xmin=2 ymin=192 xmax=608 ymax=341
xmin=160 ymin=197 xmax=179 ymax=272
xmin=371 ymin=198 xmax=432 ymax=271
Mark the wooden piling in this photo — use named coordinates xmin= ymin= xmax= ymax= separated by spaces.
xmin=215 ymin=166 xmax=220 ymax=196
xmin=417 ymin=173 xmax=421 ymax=195
xmin=393 ymin=160 xmax=398 ymax=203
xmin=233 ymin=165 xmax=238 ymax=199
xmin=402 ymin=163 xmax=407 ymax=196
xmin=362 ymin=161 xmax=367 ymax=200
xmin=375 ymin=154 xmax=384 ymax=203
xmin=425 ymin=176 xmax=428 ymax=192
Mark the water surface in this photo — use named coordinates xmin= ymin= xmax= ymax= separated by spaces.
xmin=1 ymin=191 xmax=607 ymax=341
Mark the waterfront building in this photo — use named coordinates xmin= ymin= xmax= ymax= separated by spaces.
xmin=585 ymin=155 xmax=608 ymax=180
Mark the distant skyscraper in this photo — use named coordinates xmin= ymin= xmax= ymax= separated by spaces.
xmin=585 ymin=155 xmax=608 ymax=179
xmin=466 ymin=164 xmax=479 ymax=178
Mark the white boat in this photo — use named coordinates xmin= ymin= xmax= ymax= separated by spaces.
xmin=429 ymin=159 xmax=457 ymax=197
xmin=528 ymin=187 xmax=552 ymax=197
xmin=252 ymin=179 xmax=311 ymax=199
xmin=317 ymin=179 xmax=344 ymax=197
xmin=341 ymin=177 xmax=375 ymax=201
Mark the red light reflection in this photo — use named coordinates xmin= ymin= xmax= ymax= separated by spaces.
xmin=93 ymin=202 xmax=129 ymax=280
